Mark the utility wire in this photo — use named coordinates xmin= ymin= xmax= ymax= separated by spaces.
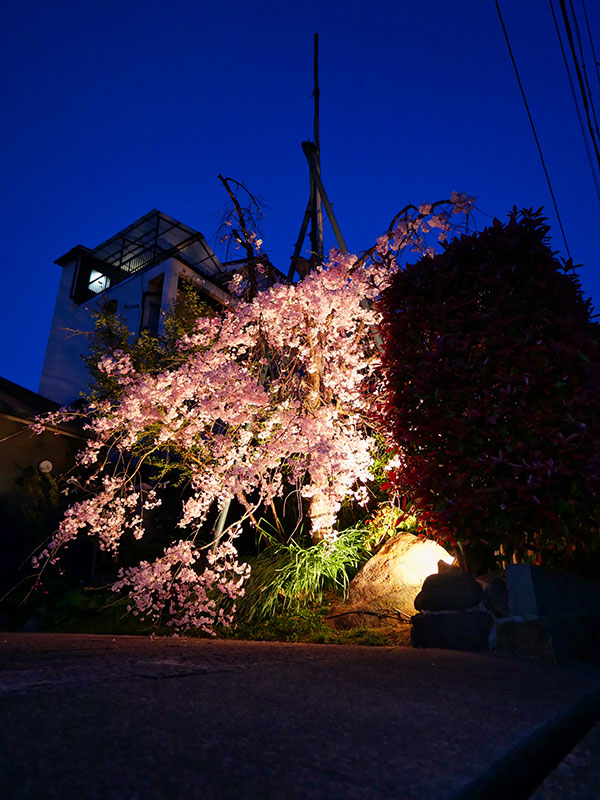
xmin=559 ymin=0 xmax=600 ymax=175
xmin=581 ymin=0 xmax=600 ymax=88
xmin=549 ymin=0 xmax=600 ymax=203
xmin=568 ymin=0 xmax=600 ymax=141
xmin=494 ymin=0 xmax=571 ymax=257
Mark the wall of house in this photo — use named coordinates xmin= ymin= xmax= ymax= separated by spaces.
xmin=39 ymin=257 xmax=178 ymax=405
xmin=0 ymin=415 xmax=84 ymax=597
xmin=0 ymin=416 xmax=81 ymax=496
xmin=40 ymin=245 xmax=232 ymax=407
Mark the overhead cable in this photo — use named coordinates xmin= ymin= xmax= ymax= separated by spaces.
xmin=549 ymin=0 xmax=600 ymax=203
xmin=581 ymin=0 xmax=600 ymax=89
xmin=568 ymin=0 xmax=600 ymax=141
xmin=495 ymin=0 xmax=571 ymax=257
xmin=558 ymin=0 xmax=600 ymax=175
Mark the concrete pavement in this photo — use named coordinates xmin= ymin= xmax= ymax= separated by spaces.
xmin=1 ymin=633 xmax=599 ymax=799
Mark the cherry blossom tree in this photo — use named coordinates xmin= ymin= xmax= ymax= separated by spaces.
xmin=31 ymin=193 xmax=474 ymax=633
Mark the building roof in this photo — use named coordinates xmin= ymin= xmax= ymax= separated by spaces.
xmin=54 ymin=209 xmax=229 ymax=281
xmin=0 ymin=377 xmax=60 ymax=420
xmin=0 ymin=377 xmax=84 ymax=437
xmin=53 ymin=209 xmax=287 ymax=304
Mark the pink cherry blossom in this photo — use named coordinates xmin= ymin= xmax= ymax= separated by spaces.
xmin=30 ymin=195 xmax=472 ymax=633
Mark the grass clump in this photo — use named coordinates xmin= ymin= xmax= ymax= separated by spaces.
xmin=229 ymin=600 xmax=411 ymax=646
xmin=236 ymin=527 xmax=370 ymax=624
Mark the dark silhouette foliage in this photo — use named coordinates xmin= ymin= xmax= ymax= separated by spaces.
xmin=378 ymin=208 xmax=600 ymax=571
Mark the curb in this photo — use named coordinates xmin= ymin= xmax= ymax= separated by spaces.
xmin=454 ymin=683 xmax=600 ymax=799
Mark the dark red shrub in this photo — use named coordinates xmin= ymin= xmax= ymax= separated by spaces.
xmin=378 ymin=209 xmax=600 ymax=571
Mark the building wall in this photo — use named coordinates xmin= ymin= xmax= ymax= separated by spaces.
xmin=0 ymin=414 xmax=84 ymax=597
xmin=0 ymin=415 xmax=82 ymax=496
xmin=38 ymin=255 xmax=228 ymax=406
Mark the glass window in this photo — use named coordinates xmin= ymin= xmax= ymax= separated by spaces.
xmin=88 ymin=269 xmax=110 ymax=294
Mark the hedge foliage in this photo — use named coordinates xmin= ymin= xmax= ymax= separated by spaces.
xmin=378 ymin=209 xmax=600 ymax=570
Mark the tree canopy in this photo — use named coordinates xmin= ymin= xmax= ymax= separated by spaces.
xmin=31 ymin=193 xmax=477 ymax=632
xmin=378 ymin=208 xmax=600 ymax=572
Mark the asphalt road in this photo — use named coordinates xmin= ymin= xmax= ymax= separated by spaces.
xmin=1 ymin=633 xmax=599 ymax=799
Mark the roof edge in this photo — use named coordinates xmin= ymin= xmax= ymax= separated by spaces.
xmin=55 ymin=244 xmax=90 ymax=267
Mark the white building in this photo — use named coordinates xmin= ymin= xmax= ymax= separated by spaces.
xmin=39 ymin=209 xmax=262 ymax=405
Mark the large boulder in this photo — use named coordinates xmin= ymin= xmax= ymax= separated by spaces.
xmin=328 ymin=533 xmax=454 ymax=629
xmin=414 ymin=571 xmax=484 ymax=612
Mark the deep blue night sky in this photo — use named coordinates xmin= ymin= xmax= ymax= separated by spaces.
xmin=2 ymin=0 xmax=598 ymax=393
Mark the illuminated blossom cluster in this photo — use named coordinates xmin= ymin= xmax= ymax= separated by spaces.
xmin=113 ymin=538 xmax=251 ymax=634
xmin=32 ymin=194 xmax=473 ymax=632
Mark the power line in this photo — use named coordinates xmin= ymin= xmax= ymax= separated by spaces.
xmin=548 ymin=0 xmax=600 ymax=203
xmin=581 ymin=0 xmax=600 ymax=89
xmin=568 ymin=0 xmax=600 ymax=142
xmin=494 ymin=0 xmax=571 ymax=257
xmin=559 ymin=0 xmax=600 ymax=174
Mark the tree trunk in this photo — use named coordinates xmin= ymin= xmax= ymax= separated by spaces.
xmin=309 ymin=489 xmax=332 ymax=544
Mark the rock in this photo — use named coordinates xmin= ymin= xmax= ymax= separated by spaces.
xmin=483 ymin=575 xmax=510 ymax=619
xmin=407 ymin=565 xmax=600 ymax=661
xmin=506 ymin=563 xmax=600 ymax=618
xmin=414 ymin=571 xmax=483 ymax=612
xmin=493 ymin=618 xmax=557 ymax=662
xmin=438 ymin=560 xmax=462 ymax=575
xmin=412 ymin=610 xmax=493 ymax=651
xmin=496 ymin=565 xmax=600 ymax=663
xmin=328 ymin=533 xmax=454 ymax=629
